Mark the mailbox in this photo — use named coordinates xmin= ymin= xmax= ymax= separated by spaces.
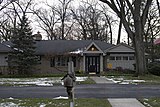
xmin=61 ymin=61 xmax=76 ymax=101
xmin=63 ymin=75 xmax=73 ymax=87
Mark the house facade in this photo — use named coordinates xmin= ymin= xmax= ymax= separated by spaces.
xmin=0 ymin=40 xmax=135 ymax=74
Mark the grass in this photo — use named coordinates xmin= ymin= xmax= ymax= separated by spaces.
xmin=140 ymin=98 xmax=160 ymax=107
xmin=104 ymin=71 xmax=160 ymax=84
xmin=77 ymin=77 xmax=96 ymax=84
xmin=0 ymin=98 xmax=111 ymax=107
xmin=123 ymin=74 xmax=160 ymax=84
xmin=0 ymin=73 xmax=66 ymax=78
xmin=0 ymin=76 xmax=95 ymax=86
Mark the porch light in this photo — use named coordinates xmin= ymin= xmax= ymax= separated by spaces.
xmin=91 ymin=47 xmax=95 ymax=51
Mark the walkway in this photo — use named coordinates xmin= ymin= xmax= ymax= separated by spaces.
xmin=91 ymin=76 xmax=145 ymax=107
xmin=108 ymin=98 xmax=145 ymax=107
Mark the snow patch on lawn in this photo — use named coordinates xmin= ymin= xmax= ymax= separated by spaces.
xmin=0 ymin=77 xmax=88 ymax=86
xmin=8 ymin=97 xmax=14 ymax=100
xmin=76 ymin=77 xmax=87 ymax=82
xmin=0 ymin=102 xmax=19 ymax=107
xmin=53 ymin=96 xmax=68 ymax=99
xmin=106 ymin=76 xmax=145 ymax=84
xmin=39 ymin=103 xmax=46 ymax=107
xmin=143 ymin=102 xmax=152 ymax=107
xmin=0 ymin=97 xmax=20 ymax=107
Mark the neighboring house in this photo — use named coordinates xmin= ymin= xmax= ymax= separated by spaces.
xmin=0 ymin=43 xmax=11 ymax=74
xmin=154 ymin=38 xmax=160 ymax=45
xmin=0 ymin=40 xmax=136 ymax=75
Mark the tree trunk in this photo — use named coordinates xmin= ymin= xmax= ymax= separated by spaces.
xmin=117 ymin=19 xmax=122 ymax=44
xmin=134 ymin=37 xmax=146 ymax=76
xmin=156 ymin=0 xmax=160 ymax=16
xmin=133 ymin=0 xmax=147 ymax=76
xmin=127 ymin=34 xmax=130 ymax=45
xmin=61 ymin=19 xmax=65 ymax=40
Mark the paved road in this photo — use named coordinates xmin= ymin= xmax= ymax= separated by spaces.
xmin=0 ymin=84 xmax=160 ymax=98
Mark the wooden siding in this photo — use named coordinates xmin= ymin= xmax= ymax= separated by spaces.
xmin=35 ymin=56 xmax=81 ymax=74
xmin=0 ymin=54 xmax=8 ymax=66
xmin=107 ymin=54 xmax=135 ymax=70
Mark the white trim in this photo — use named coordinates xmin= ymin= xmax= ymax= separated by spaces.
xmin=100 ymin=55 xmax=103 ymax=72
xmin=83 ymin=56 xmax=85 ymax=71
xmin=83 ymin=42 xmax=105 ymax=55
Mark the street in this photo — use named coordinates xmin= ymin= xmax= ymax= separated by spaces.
xmin=0 ymin=84 xmax=160 ymax=98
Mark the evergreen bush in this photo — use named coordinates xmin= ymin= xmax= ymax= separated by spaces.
xmin=148 ymin=62 xmax=160 ymax=76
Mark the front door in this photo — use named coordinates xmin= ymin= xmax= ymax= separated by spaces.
xmin=86 ymin=56 xmax=100 ymax=74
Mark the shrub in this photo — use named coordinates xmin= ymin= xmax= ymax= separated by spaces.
xmin=148 ymin=62 xmax=160 ymax=76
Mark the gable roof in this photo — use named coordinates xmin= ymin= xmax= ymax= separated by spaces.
xmin=83 ymin=42 xmax=104 ymax=54
xmin=105 ymin=43 xmax=135 ymax=53
xmin=35 ymin=40 xmax=114 ymax=55
xmin=2 ymin=40 xmax=114 ymax=55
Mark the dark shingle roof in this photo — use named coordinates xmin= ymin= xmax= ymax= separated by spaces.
xmin=2 ymin=40 xmax=114 ymax=55
xmin=0 ymin=43 xmax=12 ymax=53
xmin=35 ymin=40 xmax=114 ymax=55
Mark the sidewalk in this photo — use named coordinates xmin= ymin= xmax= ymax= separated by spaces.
xmin=108 ymin=98 xmax=145 ymax=107
xmin=91 ymin=76 xmax=145 ymax=107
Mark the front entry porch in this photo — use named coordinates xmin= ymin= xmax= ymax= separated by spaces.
xmin=82 ymin=54 xmax=104 ymax=74
xmin=86 ymin=56 xmax=100 ymax=74
xmin=82 ymin=42 xmax=105 ymax=74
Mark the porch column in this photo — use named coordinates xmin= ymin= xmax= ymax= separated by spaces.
xmin=100 ymin=55 xmax=103 ymax=72
xmin=83 ymin=55 xmax=85 ymax=72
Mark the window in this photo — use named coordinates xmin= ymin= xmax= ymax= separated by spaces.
xmin=61 ymin=57 xmax=66 ymax=66
xmin=72 ymin=56 xmax=77 ymax=67
xmin=36 ymin=56 xmax=41 ymax=64
xmin=50 ymin=56 xmax=77 ymax=67
xmin=50 ymin=57 xmax=55 ymax=67
xmin=116 ymin=56 xmax=121 ymax=60
xmin=56 ymin=57 xmax=61 ymax=66
xmin=123 ymin=56 xmax=128 ymax=60
xmin=129 ymin=56 xmax=135 ymax=60
xmin=109 ymin=56 xmax=115 ymax=60
xmin=54 ymin=56 xmax=69 ymax=67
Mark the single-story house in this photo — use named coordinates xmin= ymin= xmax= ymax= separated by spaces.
xmin=0 ymin=39 xmax=136 ymax=74
xmin=154 ymin=38 xmax=160 ymax=45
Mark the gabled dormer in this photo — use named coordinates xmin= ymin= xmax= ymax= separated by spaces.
xmin=83 ymin=42 xmax=105 ymax=55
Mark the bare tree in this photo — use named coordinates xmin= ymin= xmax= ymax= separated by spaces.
xmin=99 ymin=0 xmax=153 ymax=76
xmin=71 ymin=1 xmax=115 ymax=42
xmin=156 ymin=0 xmax=160 ymax=16
xmin=33 ymin=4 xmax=60 ymax=40
xmin=55 ymin=0 xmax=73 ymax=40
xmin=0 ymin=15 xmax=13 ymax=41
xmin=0 ymin=0 xmax=17 ymax=41
xmin=0 ymin=0 xmax=16 ymax=11
xmin=144 ymin=3 xmax=160 ymax=62
xmin=100 ymin=4 xmax=116 ymax=43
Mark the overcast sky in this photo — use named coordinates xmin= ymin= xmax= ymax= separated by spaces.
xmin=31 ymin=0 xmax=127 ymax=43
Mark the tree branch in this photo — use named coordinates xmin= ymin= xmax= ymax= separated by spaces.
xmin=141 ymin=0 xmax=153 ymax=27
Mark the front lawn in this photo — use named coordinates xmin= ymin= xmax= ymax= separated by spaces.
xmin=0 ymin=98 xmax=111 ymax=107
xmin=105 ymin=71 xmax=160 ymax=84
xmin=0 ymin=76 xmax=95 ymax=86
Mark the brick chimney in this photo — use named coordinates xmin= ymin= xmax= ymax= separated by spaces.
xmin=34 ymin=31 xmax=42 ymax=41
